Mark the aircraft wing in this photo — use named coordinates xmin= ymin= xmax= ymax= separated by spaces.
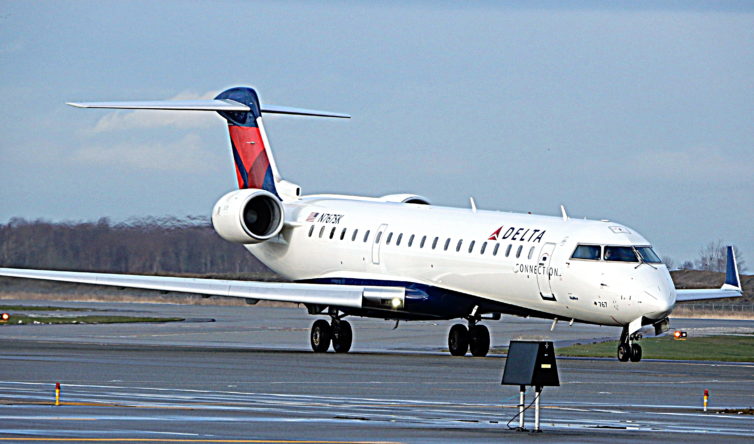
xmin=674 ymin=246 xmax=743 ymax=302
xmin=0 ymin=268 xmax=404 ymax=309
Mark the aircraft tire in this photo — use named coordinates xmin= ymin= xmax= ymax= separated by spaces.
xmin=332 ymin=320 xmax=353 ymax=353
xmin=310 ymin=319 xmax=332 ymax=353
xmin=630 ymin=343 xmax=642 ymax=362
xmin=617 ymin=343 xmax=630 ymax=362
xmin=469 ymin=325 xmax=490 ymax=357
xmin=448 ymin=324 xmax=469 ymax=356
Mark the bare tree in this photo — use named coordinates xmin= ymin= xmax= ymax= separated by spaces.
xmin=695 ymin=241 xmax=747 ymax=273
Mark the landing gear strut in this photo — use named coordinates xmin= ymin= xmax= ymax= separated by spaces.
xmin=448 ymin=317 xmax=490 ymax=357
xmin=616 ymin=326 xmax=642 ymax=362
xmin=310 ymin=311 xmax=353 ymax=353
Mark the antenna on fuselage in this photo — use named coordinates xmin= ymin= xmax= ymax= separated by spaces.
xmin=470 ymin=197 xmax=477 ymax=213
xmin=560 ymin=205 xmax=568 ymax=221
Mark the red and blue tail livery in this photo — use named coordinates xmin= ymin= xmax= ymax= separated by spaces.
xmin=215 ymin=87 xmax=279 ymax=197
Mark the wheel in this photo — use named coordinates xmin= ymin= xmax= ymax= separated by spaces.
xmin=310 ymin=319 xmax=331 ymax=352
xmin=617 ymin=343 xmax=630 ymax=362
xmin=332 ymin=320 xmax=353 ymax=353
xmin=630 ymin=343 xmax=642 ymax=362
xmin=469 ymin=325 xmax=490 ymax=357
xmin=448 ymin=324 xmax=469 ymax=356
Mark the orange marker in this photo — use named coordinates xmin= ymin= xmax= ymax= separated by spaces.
xmin=703 ymin=389 xmax=709 ymax=412
xmin=55 ymin=382 xmax=60 ymax=406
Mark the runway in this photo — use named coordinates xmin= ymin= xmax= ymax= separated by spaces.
xmin=1 ymin=300 xmax=753 ymax=442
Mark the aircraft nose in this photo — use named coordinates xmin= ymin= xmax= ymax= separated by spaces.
xmin=644 ymin=272 xmax=676 ymax=320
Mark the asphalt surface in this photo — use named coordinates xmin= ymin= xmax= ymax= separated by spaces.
xmin=1 ymin=300 xmax=753 ymax=443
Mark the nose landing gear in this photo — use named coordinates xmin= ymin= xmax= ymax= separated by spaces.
xmin=617 ymin=327 xmax=642 ymax=362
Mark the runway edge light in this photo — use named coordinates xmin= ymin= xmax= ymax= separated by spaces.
xmin=673 ymin=330 xmax=687 ymax=340
xmin=0 ymin=312 xmax=9 ymax=322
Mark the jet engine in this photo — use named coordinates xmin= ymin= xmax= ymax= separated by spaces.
xmin=212 ymin=189 xmax=285 ymax=244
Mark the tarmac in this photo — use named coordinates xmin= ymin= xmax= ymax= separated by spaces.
xmin=1 ymin=299 xmax=753 ymax=443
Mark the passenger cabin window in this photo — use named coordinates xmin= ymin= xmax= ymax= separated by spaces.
xmin=375 ymin=231 xmax=382 ymax=244
xmin=636 ymin=246 xmax=662 ymax=264
xmin=396 ymin=233 xmax=403 ymax=246
xmin=408 ymin=234 xmax=415 ymax=247
xmin=329 ymin=227 xmax=336 ymax=239
xmin=571 ymin=245 xmax=601 ymax=260
xmin=340 ymin=228 xmax=347 ymax=240
xmin=363 ymin=230 xmax=370 ymax=242
xmin=456 ymin=239 xmax=463 ymax=252
xmin=505 ymin=244 xmax=512 ymax=257
xmin=432 ymin=237 xmax=439 ymax=249
xmin=308 ymin=225 xmax=314 ymax=237
xmin=420 ymin=236 xmax=427 ymax=248
xmin=468 ymin=240 xmax=475 ymax=253
xmin=516 ymin=245 xmax=523 ymax=258
xmin=528 ymin=246 xmax=535 ymax=259
xmin=480 ymin=242 xmax=487 ymax=255
xmin=386 ymin=232 xmax=393 ymax=245
xmin=493 ymin=243 xmax=500 ymax=256
xmin=352 ymin=229 xmax=359 ymax=241
xmin=319 ymin=226 xmax=326 ymax=238
xmin=604 ymin=246 xmax=638 ymax=262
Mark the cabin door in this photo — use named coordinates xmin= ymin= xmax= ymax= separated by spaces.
xmin=371 ymin=224 xmax=388 ymax=265
xmin=537 ymin=242 xmax=557 ymax=301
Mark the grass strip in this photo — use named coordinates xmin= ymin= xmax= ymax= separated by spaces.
xmin=557 ymin=334 xmax=754 ymax=362
xmin=2 ymin=315 xmax=184 ymax=325
xmin=0 ymin=305 xmax=94 ymax=312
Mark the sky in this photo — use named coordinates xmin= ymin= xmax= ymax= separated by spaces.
xmin=1 ymin=0 xmax=752 ymax=264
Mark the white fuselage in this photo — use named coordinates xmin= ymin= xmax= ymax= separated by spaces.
xmin=248 ymin=195 xmax=676 ymax=327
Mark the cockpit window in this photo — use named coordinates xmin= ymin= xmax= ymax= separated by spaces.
xmin=604 ymin=246 xmax=638 ymax=262
xmin=636 ymin=246 xmax=662 ymax=264
xmin=571 ymin=245 xmax=601 ymax=260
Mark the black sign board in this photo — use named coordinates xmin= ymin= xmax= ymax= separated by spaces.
xmin=501 ymin=341 xmax=560 ymax=387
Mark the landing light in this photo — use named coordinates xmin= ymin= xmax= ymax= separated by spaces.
xmin=391 ymin=297 xmax=402 ymax=309
xmin=673 ymin=330 xmax=687 ymax=340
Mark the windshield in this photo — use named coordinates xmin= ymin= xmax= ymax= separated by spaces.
xmin=636 ymin=246 xmax=662 ymax=264
xmin=571 ymin=245 xmax=601 ymax=260
xmin=604 ymin=246 xmax=638 ymax=262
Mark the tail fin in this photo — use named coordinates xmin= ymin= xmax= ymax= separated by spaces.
xmin=214 ymin=87 xmax=280 ymax=196
xmin=722 ymin=245 xmax=741 ymax=290
xmin=68 ymin=86 xmax=349 ymax=199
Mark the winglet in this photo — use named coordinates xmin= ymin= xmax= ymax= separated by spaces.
xmin=722 ymin=246 xmax=741 ymax=290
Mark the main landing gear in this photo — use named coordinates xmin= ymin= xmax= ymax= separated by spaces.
xmin=448 ymin=318 xmax=490 ymax=357
xmin=310 ymin=312 xmax=353 ymax=353
xmin=617 ymin=326 xmax=642 ymax=362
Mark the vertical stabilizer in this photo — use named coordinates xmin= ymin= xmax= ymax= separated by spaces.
xmin=214 ymin=87 xmax=280 ymax=198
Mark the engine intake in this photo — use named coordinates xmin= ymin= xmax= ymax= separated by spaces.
xmin=212 ymin=189 xmax=285 ymax=244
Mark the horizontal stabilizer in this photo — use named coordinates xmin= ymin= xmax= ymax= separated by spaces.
xmin=260 ymin=105 xmax=350 ymax=119
xmin=67 ymin=99 xmax=250 ymax=111
xmin=67 ymin=100 xmax=350 ymax=118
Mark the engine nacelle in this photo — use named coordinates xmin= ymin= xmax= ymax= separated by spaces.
xmin=380 ymin=194 xmax=431 ymax=205
xmin=212 ymin=189 xmax=285 ymax=244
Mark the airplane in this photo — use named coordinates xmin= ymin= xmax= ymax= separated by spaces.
xmin=0 ymin=86 xmax=743 ymax=362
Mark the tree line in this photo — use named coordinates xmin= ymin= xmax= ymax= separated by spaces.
xmin=0 ymin=217 xmax=271 ymax=275
xmin=662 ymin=241 xmax=747 ymax=273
